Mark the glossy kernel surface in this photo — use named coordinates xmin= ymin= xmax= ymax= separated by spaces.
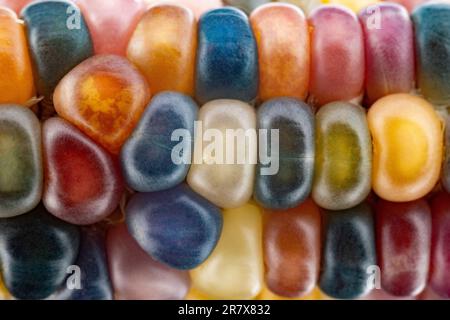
xmin=376 ymin=199 xmax=431 ymax=297
xmin=429 ymin=192 xmax=450 ymax=299
xmin=0 ymin=8 xmax=34 ymax=105
xmin=368 ymin=94 xmax=443 ymax=202
xmin=0 ymin=204 xmax=80 ymax=300
xmin=308 ymin=5 xmax=364 ymax=107
xmin=191 ymin=203 xmax=263 ymax=300
xmin=187 ymin=99 xmax=257 ymax=209
xmin=74 ymin=0 xmax=147 ymax=56
xmin=195 ymin=7 xmax=259 ymax=104
xmin=0 ymin=105 xmax=42 ymax=218
xmin=43 ymin=117 xmax=124 ymax=225
xmin=127 ymin=4 xmax=197 ymax=96
xmin=313 ymin=102 xmax=372 ymax=210
xmin=264 ymin=199 xmax=321 ymax=298
xmin=21 ymin=0 xmax=93 ymax=115
xmin=358 ymin=3 xmax=415 ymax=104
xmin=54 ymin=55 xmax=151 ymax=154
xmin=441 ymin=113 xmax=450 ymax=192
xmin=250 ymin=3 xmax=309 ymax=101
xmin=319 ymin=203 xmax=376 ymax=299
xmin=412 ymin=2 xmax=450 ymax=105
xmin=121 ymin=92 xmax=198 ymax=192
xmin=254 ymin=98 xmax=314 ymax=209
xmin=126 ymin=184 xmax=223 ymax=270
xmin=107 ymin=223 xmax=190 ymax=300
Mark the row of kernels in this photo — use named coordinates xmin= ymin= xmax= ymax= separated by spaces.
xmin=2 ymin=2 xmax=450 ymax=114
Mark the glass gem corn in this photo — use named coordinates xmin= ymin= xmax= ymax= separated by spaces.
xmin=121 ymin=92 xmax=198 ymax=193
xmin=53 ymin=54 xmax=151 ymax=154
xmin=106 ymin=223 xmax=190 ymax=300
xmin=0 ymin=8 xmax=35 ymax=105
xmin=0 ymin=105 xmax=42 ymax=218
xmin=126 ymin=184 xmax=223 ymax=270
xmin=42 ymin=117 xmax=124 ymax=225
